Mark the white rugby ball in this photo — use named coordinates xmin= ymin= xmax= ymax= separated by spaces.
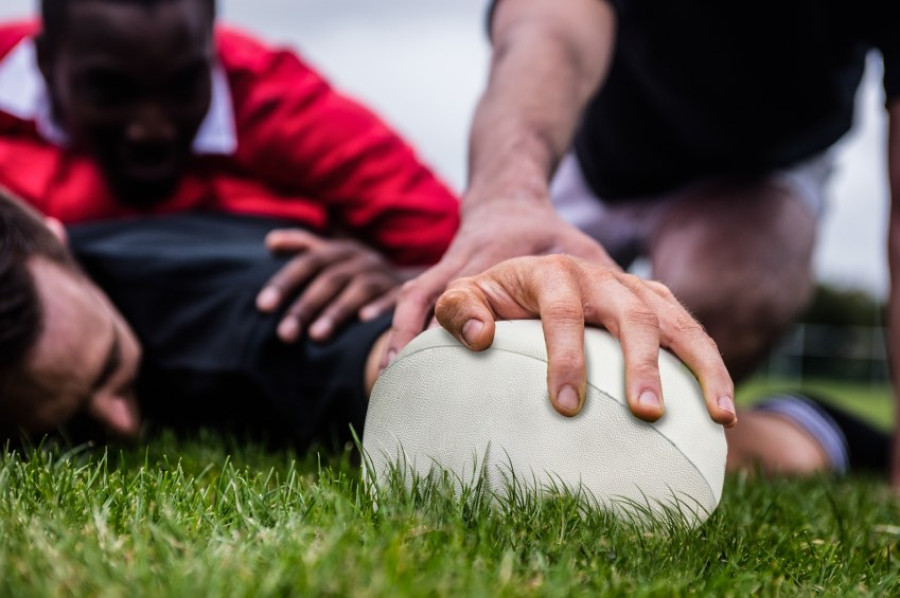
xmin=363 ymin=320 xmax=727 ymax=525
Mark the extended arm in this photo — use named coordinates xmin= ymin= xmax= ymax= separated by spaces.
xmin=466 ymin=0 xmax=616 ymax=215
xmin=389 ymin=0 xmax=619 ymax=351
xmin=388 ymin=1 xmax=737 ymax=426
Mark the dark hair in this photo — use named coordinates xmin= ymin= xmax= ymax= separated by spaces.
xmin=40 ymin=0 xmax=216 ymax=47
xmin=0 ymin=189 xmax=72 ymax=390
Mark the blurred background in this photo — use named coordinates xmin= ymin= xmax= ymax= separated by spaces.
xmin=0 ymin=0 xmax=893 ymax=390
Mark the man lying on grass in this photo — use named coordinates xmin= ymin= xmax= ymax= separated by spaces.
xmin=0 ymin=193 xmax=391 ymax=445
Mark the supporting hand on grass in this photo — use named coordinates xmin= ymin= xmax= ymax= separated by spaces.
xmin=256 ymin=229 xmax=402 ymax=342
xmin=433 ymin=254 xmax=737 ymax=426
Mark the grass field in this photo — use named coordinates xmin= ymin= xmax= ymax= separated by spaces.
xmin=0 ymin=381 xmax=897 ymax=597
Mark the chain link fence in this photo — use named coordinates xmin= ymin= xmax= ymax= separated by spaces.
xmin=763 ymin=323 xmax=889 ymax=383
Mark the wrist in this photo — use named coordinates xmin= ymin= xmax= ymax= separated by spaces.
xmin=465 ymin=125 xmax=560 ymax=208
xmin=463 ymin=168 xmax=554 ymax=217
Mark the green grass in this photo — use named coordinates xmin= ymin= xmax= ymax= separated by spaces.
xmin=0 ymin=381 xmax=898 ymax=597
xmin=1 ymin=437 xmax=898 ymax=596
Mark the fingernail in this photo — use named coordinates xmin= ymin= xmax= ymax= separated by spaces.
xmin=359 ymin=306 xmax=377 ymax=321
xmin=265 ymin=231 xmax=284 ymax=246
xmin=278 ymin=317 xmax=299 ymax=341
xmin=717 ymin=395 xmax=736 ymax=415
xmin=557 ymin=385 xmax=580 ymax=413
xmin=386 ymin=349 xmax=397 ymax=365
xmin=257 ymin=287 xmax=280 ymax=311
xmin=461 ymin=319 xmax=484 ymax=346
xmin=310 ymin=319 xmax=331 ymax=339
xmin=639 ymin=390 xmax=661 ymax=408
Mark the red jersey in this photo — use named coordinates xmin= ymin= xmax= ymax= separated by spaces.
xmin=0 ymin=22 xmax=459 ymax=265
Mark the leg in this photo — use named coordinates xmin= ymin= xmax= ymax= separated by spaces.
xmin=647 ymin=180 xmax=828 ymax=474
xmin=648 ymin=179 xmax=817 ymax=382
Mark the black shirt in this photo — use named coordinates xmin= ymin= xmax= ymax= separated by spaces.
xmin=68 ymin=214 xmax=392 ymax=448
xmin=491 ymin=0 xmax=899 ymax=199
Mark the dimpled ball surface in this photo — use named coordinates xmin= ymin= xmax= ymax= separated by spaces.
xmin=363 ymin=320 xmax=726 ymax=525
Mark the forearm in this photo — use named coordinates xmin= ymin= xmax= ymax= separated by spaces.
xmin=465 ymin=0 xmax=617 ymax=210
xmin=385 ymin=1 xmax=620 ymax=356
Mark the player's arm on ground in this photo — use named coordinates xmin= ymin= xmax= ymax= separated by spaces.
xmin=387 ymin=0 xmax=620 ymax=361
xmin=886 ymin=98 xmax=900 ymax=491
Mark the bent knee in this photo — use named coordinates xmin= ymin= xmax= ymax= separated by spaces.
xmin=676 ymin=271 xmax=813 ymax=336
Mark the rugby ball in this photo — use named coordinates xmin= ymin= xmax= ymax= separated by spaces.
xmin=363 ymin=320 xmax=727 ymax=525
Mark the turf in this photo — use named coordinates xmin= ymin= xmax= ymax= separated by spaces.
xmin=1 ymin=423 xmax=899 ymax=597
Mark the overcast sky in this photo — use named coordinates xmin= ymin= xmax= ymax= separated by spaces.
xmin=0 ymin=0 xmax=891 ymax=297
